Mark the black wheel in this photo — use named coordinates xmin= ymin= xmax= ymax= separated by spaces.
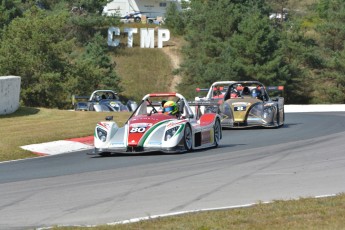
xmin=280 ymin=109 xmax=285 ymax=127
xmin=183 ymin=124 xmax=193 ymax=152
xmin=213 ymin=118 xmax=221 ymax=147
xmin=276 ymin=106 xmax=284 ymax=127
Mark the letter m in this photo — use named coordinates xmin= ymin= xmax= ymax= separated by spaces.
xmin=140 ymin=28 xmax=155 ymax=48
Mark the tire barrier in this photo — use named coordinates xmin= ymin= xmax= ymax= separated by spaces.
xmin=0 ymin=76 xmax=21 ymax=115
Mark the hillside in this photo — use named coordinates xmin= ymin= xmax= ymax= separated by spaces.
xmin=113 ymin=35 xmax=185 ymax=102
xmin=1 ymin=0 xmax=345 ymax=107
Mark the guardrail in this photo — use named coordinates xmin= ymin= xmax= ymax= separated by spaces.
xmin=0 ymin=76 xmax=21 ymax=115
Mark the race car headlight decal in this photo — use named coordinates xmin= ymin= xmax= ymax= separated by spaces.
xmin=97 ymin=127 xmax=107 ymax=142
xmin=164 ymin=126 xmax=180 ymax=141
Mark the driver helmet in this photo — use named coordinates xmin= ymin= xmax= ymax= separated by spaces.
xmin=230 ymin=88 xmax=238 ymax=98
xmin=163 ymin=101 xmax=178 ymax=115
xmin=251 ymin=88 xmax=261 ymax=98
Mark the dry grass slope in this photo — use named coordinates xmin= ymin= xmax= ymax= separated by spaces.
xmin=112 ymin=31 xmax=185 ymax=102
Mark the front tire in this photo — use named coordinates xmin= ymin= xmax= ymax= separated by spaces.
xmin=183 ymin=124 xmax=193 ymax=152
xmin=276 ymin=106 xmax=284 ymax=127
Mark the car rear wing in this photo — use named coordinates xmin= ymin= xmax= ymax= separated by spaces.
xmin=266 ymin=86 xmax=284 ymax=91
xmin=188 ymin=100 xmax=220 ymax=119
xmin=71 ymin=95 xmax=89 ymax=105
xmin=265 ymin=86 xmax=284 ymax=99
xmin=196 ymin=86 xmax=228 ymax=100
xmin=196 ymin=86 xmax=229 ymax=92
xmin=195 ymin=88 xmax=209 ymax=92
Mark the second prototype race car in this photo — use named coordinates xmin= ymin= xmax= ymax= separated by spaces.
xmin=72 ymin=90 xmax=137 ymax=112
xmin=196 ymin=81 xmax=285 ymax=128
xmin=93 ymin=92 xmax=222 ymax=155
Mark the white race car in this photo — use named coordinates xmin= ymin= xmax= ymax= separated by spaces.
xmin=93 ymin=92 xmax=222 ymax=155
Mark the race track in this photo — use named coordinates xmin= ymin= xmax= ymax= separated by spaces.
xmin=1 ymin=112 xmax=345 ymax=229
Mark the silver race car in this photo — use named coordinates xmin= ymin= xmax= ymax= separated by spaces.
xmin=72 ymin=90 xmax=137 ymax=112
xmin=196 ymin=81 xmax=285 ymax=128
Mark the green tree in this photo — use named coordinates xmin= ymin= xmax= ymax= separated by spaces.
xmin=277 ymin=19 xmax=320 ymax=104
xmin=312 ymin=0 xmax=345 ymax=103
xmin=0 ymin=0 xmax=22 ymax=29
xmin=66 ymin=32 xmax=122 ymax=97
xmin=164 ymin=2 xmax=187 ymax=35
xmin=0 ymin=2 xmax=122 ymax=108
xmin=179 ymin=0 xmax=291 ymax=100
xmin=0 ymin=8 xmax=75 ymax=108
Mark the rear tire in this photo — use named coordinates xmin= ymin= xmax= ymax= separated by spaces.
xmin=183 ymin=124 xmax=193 ymax=152
xmin=214 ymin=118 xmax=221 ymax=147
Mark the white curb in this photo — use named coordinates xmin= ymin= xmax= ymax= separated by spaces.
xmin=21 ymin=140 xmax=93 ymax=155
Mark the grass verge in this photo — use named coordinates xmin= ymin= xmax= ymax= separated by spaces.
xmin=0 ymin=107 xmax=129 ymax=162
xmin=53 ymin=194 xmax=345 ymax=229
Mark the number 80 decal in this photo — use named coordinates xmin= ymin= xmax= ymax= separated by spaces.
xmin=130 ymin=127 xmax=146 ymax=133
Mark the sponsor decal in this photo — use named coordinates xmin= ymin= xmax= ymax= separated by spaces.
xmin=130 ymin=127 xmax=146 ymax=133
xmin=234 ymin=106 xmax=247 ymax=111
xmin=232 ymin=102 xmax=248 ymax=105
xmin=131 ymin=123 xmax=152 ymax=128
xmin=129 ymin=123 xmax=153 ymax=133
xmin=132 ymin=117 xmax=164 ymax=122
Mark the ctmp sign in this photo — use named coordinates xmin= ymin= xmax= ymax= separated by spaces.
xmin=108 ymin=27 xmax=170 ymax=48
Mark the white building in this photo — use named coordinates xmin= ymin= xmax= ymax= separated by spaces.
xmin=103 ymin=0 xmax=185 ymax=20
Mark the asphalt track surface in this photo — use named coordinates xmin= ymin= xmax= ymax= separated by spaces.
xmin=1 ymin=112 xmax=345 ymax=229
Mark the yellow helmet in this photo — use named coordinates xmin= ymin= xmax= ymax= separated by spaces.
xmin=163 ymin=101 xmax=178 ymax=115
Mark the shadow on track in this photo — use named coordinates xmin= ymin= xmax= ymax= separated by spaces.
xmin=89 ymin=143 xmax=243 ymax=158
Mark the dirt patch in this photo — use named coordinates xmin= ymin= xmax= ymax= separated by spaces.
xmin=161 ymin=36 xmax=186 ymax=92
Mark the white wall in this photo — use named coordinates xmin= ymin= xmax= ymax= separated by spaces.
xmin=284 ymin=104 xmax=345 ymax=113
xmin=0 ymin=76 xmax=21 ymax=115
